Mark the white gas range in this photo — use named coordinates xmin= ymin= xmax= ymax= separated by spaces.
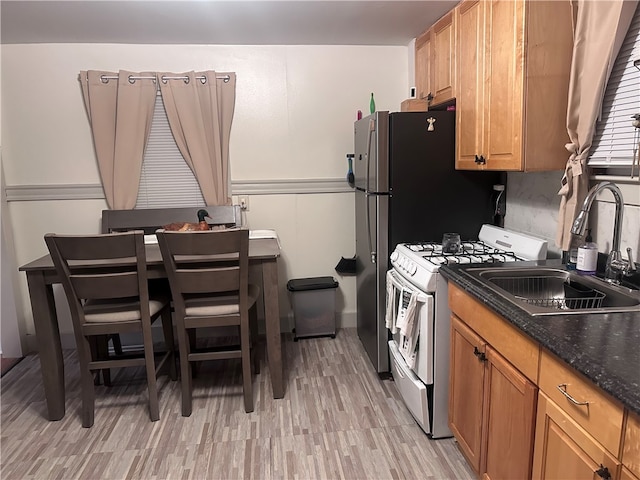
xmin=386 ymin=225 xmax=547 ymax=438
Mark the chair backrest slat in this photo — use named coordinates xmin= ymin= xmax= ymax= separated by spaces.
xmin=48 ymin=233 xmax=139 ymax=261
xmin=175 ymin=267 xmax=240 ymax=294
xmin=71 ymin=272 xmax=140 ymax=300
xmin=157 ymin=229 xmax=249 ymax=312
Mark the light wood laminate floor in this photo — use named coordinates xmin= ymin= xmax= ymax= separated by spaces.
xmin=0 ymin=328 xmax=474 ymax=479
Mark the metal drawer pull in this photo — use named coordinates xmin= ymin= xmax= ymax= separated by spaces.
xmin=473 ymin=346 xmax=487 ymax=362
xmin=557 ymin=384 xmax=590 ymax=406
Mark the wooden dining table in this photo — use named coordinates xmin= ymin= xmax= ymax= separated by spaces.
xmin=19 ymin=237 xmax=284 ymax=421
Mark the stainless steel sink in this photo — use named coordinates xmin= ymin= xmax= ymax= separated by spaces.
xmin=466 ymin=267 xmax=640 ymax=316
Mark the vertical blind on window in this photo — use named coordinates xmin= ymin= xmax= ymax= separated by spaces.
xmin=135 ymin=94 xmax=206 ymax=209
xmin=588 ymin=3 xmax=640 ymax=170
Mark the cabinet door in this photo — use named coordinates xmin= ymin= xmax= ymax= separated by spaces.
xmin=431 ymin=11 xmax=456 ymax=105
xmin=415 ymin=29 xmax=432 ymax=103
xmin=482 ymin=346 xmax=538 ymax=480
xmin=623 ymin=411 xmax=640 ymax=478
xmin=482 ymin=0 xmax=525 ymax=170
xmin=532 ymin=393 xmax=621 ymax=480
xmin=455 ymin=0 xmax=485 ymax=169
xmin=449 ymin=314 xmax=486 ymax=473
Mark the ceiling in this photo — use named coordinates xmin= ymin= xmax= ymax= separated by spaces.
xmin=0 ymin=0 xmax=459 ymax=46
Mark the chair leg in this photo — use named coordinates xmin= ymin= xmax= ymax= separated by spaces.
xmin=177 ymin=325 xmax=193 ymax=417
xmin=160 ymin=308 xmax=177 ymax=381
xmin=249 ymin=304 xmax=260 ymax=375
xmin=96 ymin=336 xmax=111 ymax=387
xmin=240 ymin=315 xmax=254 ymax=413
xmin=111 ymin=334 xmax=123 ymax=355
xmin=141 ymin=324 xmax=160 ymax=423
xmin=187 ymin=329 xmax=199 ymax=378
xmin=88 ymin=336 xmax=108 ymax=386
xmin=78 ymin=336 xmax=96 ymax=428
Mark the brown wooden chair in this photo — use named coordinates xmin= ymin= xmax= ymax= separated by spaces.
xmin=44 ymin=231 xmax=176 ymax=427
xmin=156 ymin=228 xmax=259 ymax=415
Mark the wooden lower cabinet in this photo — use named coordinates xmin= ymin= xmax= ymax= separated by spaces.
xmin=482 ymin=346 xmax=537 ymax=480
xmin=449 ymin=315 xmax=486 ymax=472
xmin=532 ymin=393 xmax=621 ymax=480
xmin=449 ymin=314 xmax=537 ymax=479
xmin=448 ymin=284 xmax=634 ymax=479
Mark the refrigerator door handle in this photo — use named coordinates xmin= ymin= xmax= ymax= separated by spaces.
xmin=365 ymin=118 xmax=375 ymax=193
xmin=363 ymin=117 xmax=377 ymax=264
xmin=366 ymin=192 xmax=377 ymax=264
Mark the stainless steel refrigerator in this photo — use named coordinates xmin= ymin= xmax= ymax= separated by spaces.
xmin=354 ymin=110 xmax=500 ymax=373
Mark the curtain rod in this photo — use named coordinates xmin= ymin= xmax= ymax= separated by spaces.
xmin=85 ymin=73 xmax=231 ymax=84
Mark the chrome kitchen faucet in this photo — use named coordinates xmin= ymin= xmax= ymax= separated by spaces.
xmin=571 ymin=181 xmax=635 ymax=283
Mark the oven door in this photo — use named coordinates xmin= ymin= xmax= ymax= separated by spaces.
xmin=386 ymin=269 xmax=434 ymax=384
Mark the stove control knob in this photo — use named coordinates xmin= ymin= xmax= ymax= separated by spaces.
xmin=410 ymin=264 xmax=417 ymax=275
xmin=390 ymin=251 xmax=399 ymax=263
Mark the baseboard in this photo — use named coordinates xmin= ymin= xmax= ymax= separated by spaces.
xmin=338 ymin=311 xmax=357 ymax=328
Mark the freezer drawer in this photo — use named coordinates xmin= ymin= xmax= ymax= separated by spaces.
xmin=388 ymin=340 xmax=431 ymax=435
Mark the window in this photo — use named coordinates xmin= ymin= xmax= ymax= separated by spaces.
xmin=588 ymin=2 xmax=640 ymax=180
xmin=135 ymin=94 xmax=206 ymax=209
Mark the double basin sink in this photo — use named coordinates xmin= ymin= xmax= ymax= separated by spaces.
xmin=466 ymin=266 xmax=640 ymax=316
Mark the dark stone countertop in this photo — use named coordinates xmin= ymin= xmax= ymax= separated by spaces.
xmin=440 ymin=260 xmax=640 ymax=416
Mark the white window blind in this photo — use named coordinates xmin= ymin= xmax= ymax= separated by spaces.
xmin=588 ymin=2 xmax=640 ymax=176
xmin=136 ymin=94 xmax=206 ymax=209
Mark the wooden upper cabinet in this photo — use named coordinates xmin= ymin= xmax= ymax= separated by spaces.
xmin=455 ymin=0 xmax=485 ymax=169
xmin=455 ymin=0 xmax=573 ymax=171
xmin=415 ymin=29 xmax=432 ymax=103
xmin=431 ymin=11 xmax=456 ymax=106
xmin=414 ymin=10 xmax=456 ymax=108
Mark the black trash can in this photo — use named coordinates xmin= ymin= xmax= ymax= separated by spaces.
xmin=286 ymin=276 xmax=339 ymax=340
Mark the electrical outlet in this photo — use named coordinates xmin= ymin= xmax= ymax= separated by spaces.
xmin=239 ymin=195 xmax=249 ymax=211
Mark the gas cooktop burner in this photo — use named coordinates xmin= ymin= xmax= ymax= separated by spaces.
xmin=391 ymin=226 xmax=548 ymax=292
xmin=427 ymin=252 xmax=521 ymax=266
xmin=408 ymin=241 xmax=508 ymax=255
xmin=404 ymin=241 xmax=523 ymax=266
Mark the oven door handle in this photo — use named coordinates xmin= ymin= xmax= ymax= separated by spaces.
xmin=388 ymin=269 xmax=429 ymax=303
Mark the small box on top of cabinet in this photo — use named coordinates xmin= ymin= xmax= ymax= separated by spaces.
xmin=400 ymin=99 xmax=429 ymax=112
xmin=287 ymin=277 xmax=339 ymax=340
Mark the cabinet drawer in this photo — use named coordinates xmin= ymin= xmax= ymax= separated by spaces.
xmin=539 ymin=350 xmax=624 ymax=455
xmin=533 ymin=392 xmax=621 ymax=480
xmin=623 ymin=411 xmax=640 ymax=478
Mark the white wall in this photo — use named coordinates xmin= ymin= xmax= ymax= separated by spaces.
xmin=1 ymin=43 xmax=409 ymax=347
xmin=0 ymin=40 xmax=24 ymax=358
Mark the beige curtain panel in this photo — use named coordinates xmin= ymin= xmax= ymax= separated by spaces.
xmin=556 ymin=0 xmax=638 ymax=251
xmin=80 ymin=70 xmax=156 ymax=210
xmin=159 ymin=71 xmax=236 ymax=206
xmin=80 ymin=70 xmax=236 ymax=209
